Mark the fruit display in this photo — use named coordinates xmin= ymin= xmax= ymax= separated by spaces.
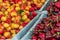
xmin=0 ymin=0 xmax=46 ymax=39
xmin=31 ymin=0 xmax=60 ymax=40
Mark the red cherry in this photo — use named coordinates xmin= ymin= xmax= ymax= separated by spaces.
xmin=21 ymin=5 xmax=26 ymax=10
xmin=39 ymin=33 xmax=45 ymax=38
xmin=26 ymin=13 xmax=29 ymax=16
xmin=0 ymin=29 xmax=4 ymax=34
xmin=54 ymin=7 xmax=59 ymax=12
xmin=50 ymin=30 xmax=55 ymax=34
xmin=21 ymin=22 xmax=28 ymax=27
xmin=21 ymin=23 xmax=26 ymax=27
xmin=56 ymin=22 xmax=60 ymax=27
xmin=37 ymin=24 xmax=45 ymax=29
xmin=15 ymin=20 xmax=19 ymax=24
xmin=55 ymin=2 xmax=60 ymax=9
xmin=29 ymin=7 xmax=34 ymax=12
xmin=32 ymin=36 xmax=38 ymax=40
xmin=36 ymin=6 xmax=40 ymax=10
xmin=5 ymin=19 xmax=11 ymax=24
xmin=0 ymin=15 xmax=3 ymax=19
xmin=52 ymin=15 xmax=57 ymax=22
xmin=32 ymin=12 xmax=37 ymax=17
xmin=29 ymin=15 xmax=34 ymax=20
xmin=47 ymin=6 xmax=51 ymax=12
xmin=31 ymin=3 xmax=36 ymax=7
xmin=15 ymin=0 xmax=19 ymax=3
xmin=24 ymin=22 xmax=28 ymax=24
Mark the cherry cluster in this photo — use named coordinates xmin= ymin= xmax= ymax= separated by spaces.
xmin=32 ymin=0 xmax=60 ymax=40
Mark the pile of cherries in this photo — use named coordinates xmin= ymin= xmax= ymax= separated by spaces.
xmin=31 ymin=0 xmax=60 ymax=40
xmin=0 ymin=0 xmax=46 ymax=39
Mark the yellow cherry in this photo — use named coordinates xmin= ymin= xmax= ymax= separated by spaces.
xmin=19 ymin=25 xmax=23 ymax=30
xmin=4 ymin=11 xmax=9 ymax=15
xmin=15 ymin=3 xmax=19 ymax=7
xmin=22 ymin=15 xmax=27 ymax=20
xmin=15 ymin=6 xmax=20 ymax=11
xmin=12 ymin=17 xmax=16 ymax=21
xmin=7 ymin=27 xmax=11 ymax=31
xmin=3 ymin=23 xmax=9 ymax=28
xmin=25 ymin=11 xmax=30 ymax=15
xmin=4 ymin=32 xmax=11 ymax=38
xmin=11 ymin=23 xmax=19 ymax=29
xmin=11 ymin=12 xmax=17 ymax=17
xmin=11 ymin=30 xmax=16 ymax=34
xmin=1 ymin=16 xmax=7 ymax=21
xmin=7 ymin=8 xmax=11 ymax=12
xmin=25 ymin=6 xmax=29 ymax=10
xmin=25 ymin=18 xmax=30 ymax=22
xmin=21 ymin=12 xmax=25 ymax=16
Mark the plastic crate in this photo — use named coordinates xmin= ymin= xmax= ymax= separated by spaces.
xmin=20 ymin=11 xmax=48 ymax=40
xmin=12 ymin=0 xmax=49 ymax=40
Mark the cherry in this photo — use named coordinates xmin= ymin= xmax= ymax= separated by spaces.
xmin=0 ymin=29 xmax=4 ymax=34
xmin=0 ymin=15 xmax=3 ymax=19
xmin=47 ymin=6 xmax=51 ymax=12
xmin=31 ymin=3 xmax=36 ymax=7
xmin=32 ymin=0 xmax=60 ymax=40
xmin=39 ymin=32 xmax=45 ymax=38
xmin=29 ymin=7 xmax=35 ymax=12
xmin=55 ymin=2 xmax=60 ymax=9
xmin=15 ymin=0 xmax=19 ymax=3
xmin=54 ymin=7 xmax=59 ymax=13
xmin=5 ymin=19 xmax=11 ymax=24
xmin=36 ymin=7 xmax=40 ymax=10
xmin=32 ymin=12 xmax=37 ymax=17
xmin=29 ymin=15 xmax=34 ymax=20
xmin=56 ymin=22 xmax=60 ymax=27
xmin=50 ymin=30 xmax=55 ymax=34
xmin=32 ymin=36 xmax=38 ymax=40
